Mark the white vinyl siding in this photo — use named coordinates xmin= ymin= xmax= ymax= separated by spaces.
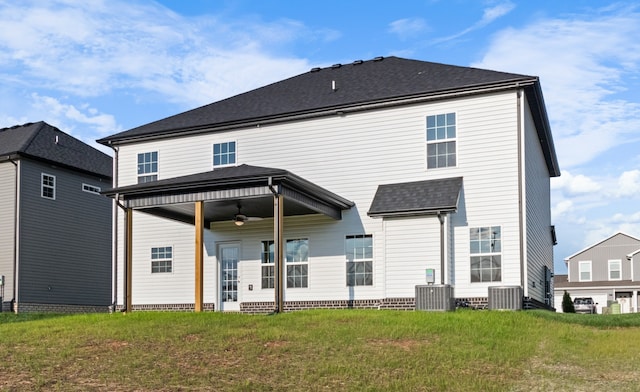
xmin=0 ymin=162 xmax=17 ymax=301
xmin=523 ymin=93 xmax=553 ymax=301
xmin=113 ymin=90 xmax=530 ymax=307
xmin=384 ymin=216 xmax=441 ymax=297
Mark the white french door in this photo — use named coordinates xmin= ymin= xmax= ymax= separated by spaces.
xmin=219 ymin=243 xmax=240 ymax=311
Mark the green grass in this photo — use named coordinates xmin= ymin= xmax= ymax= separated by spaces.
xmin=1 ymin=310 xmax=639 ymax=391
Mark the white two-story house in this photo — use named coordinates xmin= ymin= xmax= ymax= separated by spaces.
xmin=98 ymin=56 xmax=560 ymax=312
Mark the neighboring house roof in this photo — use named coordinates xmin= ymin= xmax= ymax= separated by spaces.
xmin=0 ymin=121 xmax=112 ymax=179
xmin=97 ymin=56 xmax=559 ymax=177
xmin=554 ymin=273 xmax=640 ymax=289
xmin=563 ymin=231 xmax=640 ymax=262
xmin=367 ymin=177 xmax=462 ymax=218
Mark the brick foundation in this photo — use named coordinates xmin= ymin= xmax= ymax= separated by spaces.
xmin=13 ymin=302 xmax=111 ymax=314
xmin=114 ymin=303 xmax=215 ymax=312
xmin=241 ymin=298 xmax=416 ymax=314
xmin=457 ymin=297 xmax=489 ymax=309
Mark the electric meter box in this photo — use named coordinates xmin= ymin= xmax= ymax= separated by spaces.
xmin=425 ymin=268 xmax=435 ymax=284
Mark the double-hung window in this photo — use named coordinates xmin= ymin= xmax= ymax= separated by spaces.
xmin=137 ymin=151 xmax=158 ymax=183
xmin=470 ymin=226 xmax=501 ymax=283
xmin=286 ymin=238 xmax=308 ymax=288
xmin=151 ymin=246 xmax=172 ymax=273
xmin=41 ymin=173 xmax=55 ymax=199
xmin=346 ymin=234 xmax=373 ymax=286
xmin=578 ymin=261 xmax=592 ymax=282
xmin=609 ymin=259 xmax=621 ymax=281
xmin=213 ymin=141 xmax=236 ymax=167
xmin=426 ymin=113 xmax=456 ymax=169
xmin=261 ymin=241 xmax=275 ymax=289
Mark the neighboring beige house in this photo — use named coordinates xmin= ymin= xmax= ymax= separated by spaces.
xmin=554 ymin=232 xmax=640 ymax=313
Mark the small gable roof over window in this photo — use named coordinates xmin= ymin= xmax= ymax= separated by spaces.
xmin=368 ymin=177 xmax=462 ymax=218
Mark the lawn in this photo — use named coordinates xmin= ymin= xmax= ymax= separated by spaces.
xmin=1 ymin=309 xmax=639 ymax=391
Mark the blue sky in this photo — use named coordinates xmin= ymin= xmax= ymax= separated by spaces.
xmin=1 ymin=0 xmax=640 ymax=273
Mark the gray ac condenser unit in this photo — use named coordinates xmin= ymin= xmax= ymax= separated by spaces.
xmin=415 ymin=284 xmax=455 ymax=311
xmin=488 ymin=286 xmax=523 ymax=310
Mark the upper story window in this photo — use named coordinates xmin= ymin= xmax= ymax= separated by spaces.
xmin=82 ymin=183 xmax=101 ymax=194
xmin=578 ymin=261 xmax=592 ymax=282
xmin=426 ymin=113 xmax=456 ymax=169
xmin=213 ymin=141 xmax=236 ymax=167
xmin=470 ymin=226 xmax=501 ymax=283
xmin=41 ymin=173 xmax=56 ymax=200
xmin=286 ymin=238 xmax=308 ymax=288
xmin=137 ymin=151 xmax=158 ymax=183
xmin=609 ymin=259 xmax=622 ymax=281
xmin=346 ymin=234 xmax=373 ymax=286
xmin=151 ymin=246 xmax=173 ymax=273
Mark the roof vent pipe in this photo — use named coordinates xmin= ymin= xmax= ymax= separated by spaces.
xmin=332 ymin=80 xmax=337 ymax=92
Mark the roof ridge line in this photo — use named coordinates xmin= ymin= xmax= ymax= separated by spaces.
xmin=19 ymin=121 xmax=47 ymax=153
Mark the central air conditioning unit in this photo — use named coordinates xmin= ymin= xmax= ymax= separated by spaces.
xmin=488 ymin=286 xmax=523 ymax=310
xmin=415 ymin=284 xmax=455 ymax=311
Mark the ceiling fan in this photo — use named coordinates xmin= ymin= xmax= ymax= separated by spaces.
xmin=233 ymin=203 xmax=263 ymax=226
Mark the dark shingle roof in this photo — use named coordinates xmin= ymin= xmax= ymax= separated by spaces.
xmin=98 ymin=56 xmax=535 ymax=144
xmin=103 ymin=163 xmax=353 ymax=209
xmin=0 ymin=121 xmax=112 ymax=179
xmin=368 ymin=177 xmax=463 ymax=217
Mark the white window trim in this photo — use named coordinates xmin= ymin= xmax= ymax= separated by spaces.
xmin=261 ymin=240 xmax=275 ymax=289
xmin=425 ymin=112 xmax=458 ymax=170
xmin=578 ymin=260 xmax=592 ymax=282
xmin=41 ymin=173 xmax=56 ymax=200
xmin=212 ymin=140 xmax=238 ymax=168
xmin=469 ymin=225 xmax=502 ymax=283
xmin=151 ymin=245 xmax=173 ymax=274
xmin=285 ymin=237 xmax=309 ymax=289
xmin=137 ymin=151 xmax=159 ymax=183
xmin=82 ymin=183 xmax=101 ymax=194
xmin=345 ymin=234 xmax=374 ymax=287
xmin=608 ymin=259 xmax=622 ymax=281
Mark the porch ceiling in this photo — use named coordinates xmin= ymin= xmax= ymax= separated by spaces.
xmin=102 ymin=164 xmax=354 ymax=225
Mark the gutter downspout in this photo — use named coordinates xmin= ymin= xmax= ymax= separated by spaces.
xmin=268 ymin=177 xmax=284 ymax=313
xmin=517 ymin=89 xmax=526 ymax=291
xmin=107 ymin=143 xmax=121 ymax=312
xmin=9 ymin=159 xmax=19 ymax=313
xmin=437 ymin=212 xmax=445 ymax=285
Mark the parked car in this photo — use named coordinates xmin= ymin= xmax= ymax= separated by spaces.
xmin=573 ymin=297 xmax=597 ymax=314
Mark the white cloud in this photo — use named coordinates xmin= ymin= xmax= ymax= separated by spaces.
xmin=432 ymin=1 xmax=515 ymax=43
xmin=0 ymin=0 xmax=314 ymax=108
xmin=613 ymin=170 xmax=640 ymax=198
xmin=388 ymin=18 xmax=428 ymax=39
xmin=551 ymin=199 xmax=573 ymax=220
xmin=473 ymin=4 xmax=640 ymax=169
xmin=551 ymin=170 xmax=601 ymax=195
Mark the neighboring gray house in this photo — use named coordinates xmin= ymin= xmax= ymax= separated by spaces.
xmin=554 ymin=232 xmax=640 ymax=313
xmin=0 ymin=122 xmax=112 ymax=313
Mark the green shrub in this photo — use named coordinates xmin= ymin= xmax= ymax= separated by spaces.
xmin=562 ymin=290 xmax=575 ymax=313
